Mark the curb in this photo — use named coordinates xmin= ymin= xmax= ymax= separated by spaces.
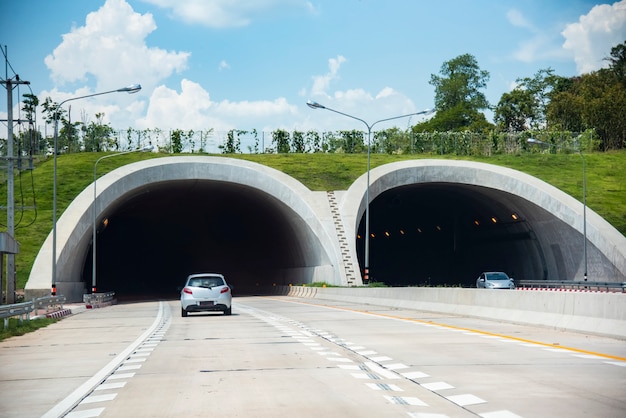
xmin=46 ymin=308 xmax=73 ymax=319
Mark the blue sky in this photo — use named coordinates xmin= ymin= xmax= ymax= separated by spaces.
xmin=1 ymin=0 xmax=625 ymax=138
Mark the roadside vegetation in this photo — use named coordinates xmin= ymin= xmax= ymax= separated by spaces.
xmin=0 ymin=317 xmax=57 ymax=341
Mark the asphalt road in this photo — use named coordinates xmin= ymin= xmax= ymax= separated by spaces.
xmin=1 ymin=296 xmax=625 ymax=417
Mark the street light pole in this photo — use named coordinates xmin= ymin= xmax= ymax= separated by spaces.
xmin=52 ymin=84 xmax=141 ymax=295
xmin=307 ymin=100 xmax=434 ymax=283
xmin=92 ymin=145 xmax=152 ymax=293
xmin=527 ymin=137 xmax=588 ymax=280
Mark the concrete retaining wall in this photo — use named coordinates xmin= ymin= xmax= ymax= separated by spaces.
xmin=278 ymin=286 xmax=626 ymax=339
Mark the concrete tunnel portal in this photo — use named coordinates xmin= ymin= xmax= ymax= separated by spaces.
xmin=26 ymin=157 xmax=626 ymax=302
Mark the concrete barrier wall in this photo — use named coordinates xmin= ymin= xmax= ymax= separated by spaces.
xmin=280 ymin=286 xmax=626 ymax=339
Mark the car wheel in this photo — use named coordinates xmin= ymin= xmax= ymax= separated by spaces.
xmin=181 ymin=307 xmax=188 ymax=317
xmin=224 ymin=306 xmax=232 ymax=315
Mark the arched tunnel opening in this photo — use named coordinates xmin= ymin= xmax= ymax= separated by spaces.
xmin=356 ymin=183 xmax=543 ymax=287
xmin=82 ymin=180 xmax=312 ymax=300
xmin=81 ymin=179 xmax=549 ymax=300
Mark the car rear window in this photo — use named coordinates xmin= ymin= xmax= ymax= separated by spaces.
xmin=188 ymin=277 xmax=224 ymax=287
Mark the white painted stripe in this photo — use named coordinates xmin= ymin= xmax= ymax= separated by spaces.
xmin=338 ymin=365 xmax=360 ymax=370
xmin=356 ymin=350 xmax=377 ymax=355
xmin=384 ymin=395 xmax=428 ymax=406
xmin=479 ymin=410 xmax=523 ymax=417
xmin=65 ymin=407 xmax=105 ymax=418
xmin=572 ymin=354 xmax=604 ymax=360
xmin=318 ymin=351 xmax=340 ymax=356
xmin=368 ymin=356 xmax=392 ymax=362
xmin=401 ymin=371 xmax=430 ymax=379
xmin=365 ymin=383 xmax=403 ymax=391
xmin=117 ymin=364 xmax=142 ymax=371
xmin=407 ymin=412 xmax=449 ymax=418
xmin=81 ymin=393 xmax=117 ymax=404
xmin=95 ymin=382 xmax=126 ymax=391
xmin=135 ymin=347 xmax=154 ymax=352
xmin=348 ymin=346 xmax=366 ymax=350
xmin=107 ymin=372 xmax=135 ymax=380
xmin=364 ymin=362 xmax=400 ymax=379
xmin=351 ymin=372 xmax=375 ymax=379
xmin=445 ymin=394 xmax=486 ymax=406
xmin=327 ymin=357 xmax=353 ymax=362
xmin=605 ymin=361 xmax=626 ymax=367
xmin=543 ymin=348 xmax=568 ymax=353
xmin=421 ymin=381 xmax=454 ymax=391
xmin=42 ymin=302 xmax=167 ymax=418
xmin=124 ymin=357 xmax=147 ymax=363
xmin=383 ymin=363 xmax=409 ymax=370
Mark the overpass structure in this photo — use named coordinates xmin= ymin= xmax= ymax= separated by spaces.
xmin=25 ymin=157 xmax=626 ymax=302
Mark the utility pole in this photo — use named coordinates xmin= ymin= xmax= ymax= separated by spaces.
xmin=1 ymin=46 xmax=30 ymax=303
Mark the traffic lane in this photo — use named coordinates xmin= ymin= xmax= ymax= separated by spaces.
xmin=249 ymin=296 xmax=626 ymax=417
xmin=94 ymin=300 xmax=484 ymax=418
xmin=0 ymin=301 xmax=162 ymax=418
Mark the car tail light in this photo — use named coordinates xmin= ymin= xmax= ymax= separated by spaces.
xmin=220 ymin=286 xmax=230 ymax=294
xmin=183 ymin=287 xmax=193 ymax=295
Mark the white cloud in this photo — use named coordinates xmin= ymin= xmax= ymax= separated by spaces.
xmin=310 ymin=55 xmax=347 ymax=97
xmin=218 ymin=60 xmax=230 ymax=71
xmin=44 ymin=0 xmax=190 ymax=91
xmin=137 ymin=79 xmax=298 ymax=132
xmin=562 ymin=0 xmax=626 ymax=74
xmin=507 ymin=9 xmax=536 ymax=31
xmin=139 ymin=0 xmax=311 ymax=28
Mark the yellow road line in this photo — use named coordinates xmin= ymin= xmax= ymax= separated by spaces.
xmin=268 ymin=296 xmax=626 ymax=363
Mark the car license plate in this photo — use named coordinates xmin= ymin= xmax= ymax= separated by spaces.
xmin=199 ymin=301 xmax=215 ymax=307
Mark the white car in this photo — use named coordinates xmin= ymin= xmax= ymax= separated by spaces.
xmin=181 ymin=273 xmax=232 ymax=316
xmin=476 ymin=272 xmax=515 ymax=289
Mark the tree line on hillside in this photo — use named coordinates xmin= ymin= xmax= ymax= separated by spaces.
xmin=4 ymin=41 xmax=625 ymax=158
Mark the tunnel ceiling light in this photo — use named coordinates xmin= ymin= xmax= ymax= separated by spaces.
xmin=417 ymin=227 xmax=422 ymax=233
xmin=491 ymin=217 xmax=498 ymax=223
xmin=436 ymin=225 xmax=442 ymax=231
xmin=511 ymin=213 xmax=519 ymax=220
xmin=474 ymin=220 xmax=480 ymax=226
xmin=384 ymin=231 xmax=390 ymax=237
xmin=399 ymin=229 xmax=405 ymax=235
xmin=370 ymin=233 xmax=376 ymax=238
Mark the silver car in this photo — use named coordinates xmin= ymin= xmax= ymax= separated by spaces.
xmin=181 ymin=273 xmax=232 ymax=316
xmin=476 ymin=272 xmax=515 ymax=289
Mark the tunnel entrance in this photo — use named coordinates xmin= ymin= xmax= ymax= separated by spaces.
xmin=82 ymin=180 xmax=313 ymax=299
xmin=357 ymin=183 xmax=541 ymax=287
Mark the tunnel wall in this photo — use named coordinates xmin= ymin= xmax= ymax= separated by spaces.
xmin=340 ymin=160 xmax=626 ymax=283
xmin=25 ymin=158 xmax=626 ymax=302
xmin=26 ymin=157 xmax=344 ymax=301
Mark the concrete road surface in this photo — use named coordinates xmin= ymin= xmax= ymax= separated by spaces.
xmin=1 ymin=296 xmax=625 ymax=417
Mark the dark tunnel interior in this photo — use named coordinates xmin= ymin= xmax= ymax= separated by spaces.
xmin=82 ymin=180 xmax=540 ymax=299
xmin=355 ymin=183 xmax=536 ymax=287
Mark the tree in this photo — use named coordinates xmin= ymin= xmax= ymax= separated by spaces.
xmin=83 ymin=113 xmax=116 ymax=152
xmin=494 ymin=89 xmax=535 ymax=131
xmin=513 ymin=68 xmax=564 ymax=129
xmin=604 ymin=40 xmax=626 ymax=86
xmin=426 ymin=53 xmax=490 ymax=131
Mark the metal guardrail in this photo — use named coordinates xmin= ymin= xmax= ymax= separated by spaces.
xmin=83 ymin=291 xmax=116 ymax=308
xmin=517 ymin=280 xmax=626 ymax=292
xmin=0 ymin=295 xmax=67 ymax=329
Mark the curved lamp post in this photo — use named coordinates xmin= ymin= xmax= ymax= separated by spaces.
xmin=527 ymin=137 xmax=587 ymax=280
xmin=307 ymin=100 xmax=434 ymax=283
xmin=52 ymin=84 xmax=141 ymax=295
xmin=92 ymin=145 xmax=153 ymax=293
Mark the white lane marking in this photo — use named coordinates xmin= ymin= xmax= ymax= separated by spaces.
xmin=364 ymin=361 xmax=401 ymax=379
xmin=107 ymin=372 xmax=135 ymax=380
xmin=124 ymin=357 xmax=146 ymax=363
xmin=480 ymin=411 xmax=524 ymax=417
xmin=327 ymin=357 xmax=353 ymax=362
xmin=95 ymin=382 xmax=126 ymax=391
xmin=80 ymin=393 xmax=117 ymax=404
xmin=356 ymin=350 xmax=377 ymax=355
xmin=445 ymin=394 xmax=486 ymax=406
xmin=383 ymin=363 xmax=409 ymax=370
xmin=402 ymin=371 xmax=430 ymax=379
xmin=368 ymin=356 xmax=392 ymax=362
xmin=407 ymin=412 xmax=450 ymax=418
xmin=117 ymin=364 xmax=142 ymax=371
xmin=421 ymin=382 xmax=454 ymax=391
xmin=366 ymin=383 xmax=403 ymax=391
xmin=351 ymin=372 xmax=379 ymax=380
xmin=65 ymin=407 xmax=105 ymax=418
xmin=338 ymin=364 xmax=360 ymax=370
xmin=605 ymin=361 xmax=626 ymax=367
xmin=42 ymin=302 xmax=166 ymax=418
xmin=572 ymin=354 xmax=605 ymax=360
xmin=384 ymin=395 xmax=428 ymax=406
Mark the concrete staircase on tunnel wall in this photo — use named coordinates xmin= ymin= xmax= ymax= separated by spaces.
xmin=327 ymin=191 xmax=358 ymax=286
